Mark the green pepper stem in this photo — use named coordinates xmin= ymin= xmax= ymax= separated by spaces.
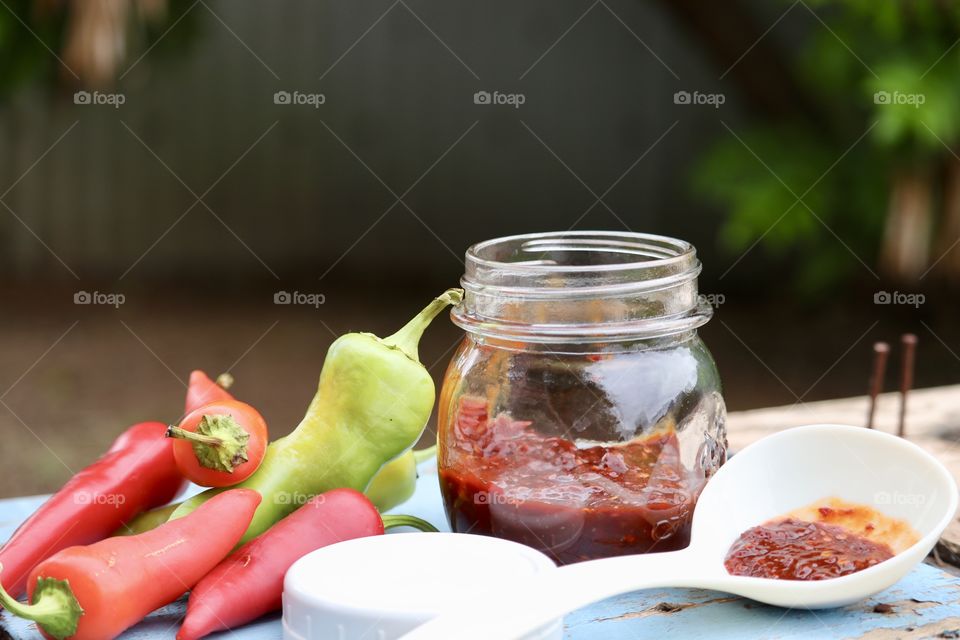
xmin=381 ymin=514 xmax=439 ymax=532
xmin=382 ymin=288 xmax=463 ymax=361
xmin=165 ymin=414 xmax=250 ymax=473
xmin=413 ymin=445 xmax=437 ymax=464
xmin=167 ymin=425 xmax=223 ymax=447
xmin=0 ymin=567 xmax=83 ymax=640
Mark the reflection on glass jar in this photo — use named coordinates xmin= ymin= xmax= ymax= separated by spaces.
xmin=438 ymin=231 xmax=727 ymax=565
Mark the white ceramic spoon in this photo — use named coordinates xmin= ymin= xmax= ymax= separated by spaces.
xmin=400 ymin=424 xmax=959 ymax=640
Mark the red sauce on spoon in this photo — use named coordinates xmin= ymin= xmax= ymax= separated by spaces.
xmin=724 ymin=518 xmax=894 ymax=580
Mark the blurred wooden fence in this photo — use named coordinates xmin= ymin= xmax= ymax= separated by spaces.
xmin=0 ymin=0 xmax=730 ymax=285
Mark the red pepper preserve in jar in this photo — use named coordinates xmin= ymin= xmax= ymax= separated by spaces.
xmin=438 ymin=231 xmax=727 ymax=564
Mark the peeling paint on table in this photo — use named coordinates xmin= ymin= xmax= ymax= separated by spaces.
xmin=564 ymin=568 xmax=960 ymax=639
xmin=2 ymin=463 xmax=959 ymax=639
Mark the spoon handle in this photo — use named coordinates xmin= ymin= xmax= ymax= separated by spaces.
xmin=401 ymin=549 xmax=712 ymax=640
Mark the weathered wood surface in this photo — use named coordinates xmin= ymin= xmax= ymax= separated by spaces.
xmin=725 ymin=384 xmax=960 ymax=449
xmin=3 ymin=457 xmax=960 ymax=639
xmin=564 ymin=566 xmax=960 ymax=639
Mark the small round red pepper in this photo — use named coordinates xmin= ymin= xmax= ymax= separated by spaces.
xmin=167 ymin=400 xmax=269 ymax=487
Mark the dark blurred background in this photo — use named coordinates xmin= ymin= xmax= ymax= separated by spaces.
xmin=2 ymin=0 xmax=959 ymax=497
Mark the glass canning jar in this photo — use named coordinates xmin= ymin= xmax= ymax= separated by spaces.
xmin=437 ymin=231 xmax=727 ymax=565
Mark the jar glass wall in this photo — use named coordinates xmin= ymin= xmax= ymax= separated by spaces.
xmin=438 ymin=231 xmax=727 ymax=564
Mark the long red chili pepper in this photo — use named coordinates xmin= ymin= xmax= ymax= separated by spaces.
xmin=177 ymin=488 xmax=436 ymax=640
xmin=0 ymin=488 xmax=261 ymax=640
xmin=184 ymin=370 xmax=235 ymax=415
xmin=0 ymin=421 xmax=186 ymax=599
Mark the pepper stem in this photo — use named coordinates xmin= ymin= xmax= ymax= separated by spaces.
xmin=0 ymin=567 xmax=83 ymax=640
xmin=167 ymin=425 xmax=223 ymax=447
xmin=413 ymin=445 xmax=437 ymax=464
xmin=216 ymin=372 xmax=235 ymax=389
xmin=381 ymin=514 xmax=439 ymax=532
xmin=382 ymin=288 xmax=463 ymax=362
xmin=165 ymin=414 xmax=250 ymax=473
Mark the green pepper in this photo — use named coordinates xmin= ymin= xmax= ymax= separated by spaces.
xmin=364 ymin=445 xmax=437 ymax=511
xmin=171 ymin=289 xmax=462 ymax=543
xmin=125 ymin=445 xmax=434 ymax=539
xmin=113 ymin=503 xmax=180 ymax=536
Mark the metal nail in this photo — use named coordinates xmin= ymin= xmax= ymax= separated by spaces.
xmin=898 ymin=334 xmax=917 ymax=438
xmin=866 ymin=342 xmax=889 ymax=429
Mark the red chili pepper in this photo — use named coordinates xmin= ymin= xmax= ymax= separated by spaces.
xmin=184 ymin=370 xmax=235 ymax=415
xmin=0 ymin=488 xmax=261 ymax=640
xmin=177 ymin=488 xmax=436 ymax=640
xmin=0 ymin=421 xmax=186 ymax=599
xmin=167 ymin=400 xmax=269 ymax=487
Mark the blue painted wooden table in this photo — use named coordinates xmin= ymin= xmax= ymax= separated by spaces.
xmin=2 ymin=462 xmax=960 ymax=639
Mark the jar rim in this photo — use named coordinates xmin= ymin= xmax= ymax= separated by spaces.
xmin=466 ymin=230 xmax=695 ymax=275
xmin=455 ymin=231 xmax=711 ymax=343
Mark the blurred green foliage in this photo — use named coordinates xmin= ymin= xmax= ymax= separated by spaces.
xmin=0 ymin=0 xmax=197 ymax=99
xmin=0 ymin=2 xmax=67 ymax=98
xmin=694 ymin=0 xmax=960 ymax=293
